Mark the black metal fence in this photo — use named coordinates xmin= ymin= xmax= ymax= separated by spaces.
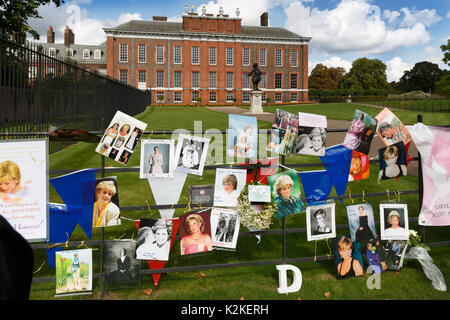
xmin=0 ymin=32 xmax=150 ymax=153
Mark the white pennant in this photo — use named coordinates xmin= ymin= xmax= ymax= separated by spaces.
xmin=147 ymin=171 xmax=187 ymax=218
xmin=247 ymin=226 xmax=262 ymax=244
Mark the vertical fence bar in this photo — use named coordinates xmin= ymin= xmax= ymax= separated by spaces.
xmin=99 ymin=116 xmax=106 ymax=298
xmin=417 ymin=114 xmax=426 ymax=243
xmin=281 ymin=155 xmax=287 ymax=264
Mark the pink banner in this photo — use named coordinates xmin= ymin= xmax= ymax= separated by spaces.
xmin=407 ymin=123 xmax=450 ymax=226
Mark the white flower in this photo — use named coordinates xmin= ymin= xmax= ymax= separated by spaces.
xmin=409 ymin=230 xmax=418 ymax=237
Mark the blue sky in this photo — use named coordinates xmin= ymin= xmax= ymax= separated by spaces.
xmin=29 ymin=0 xmax=450 ymax=82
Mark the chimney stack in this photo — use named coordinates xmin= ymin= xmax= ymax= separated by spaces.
xmin=260 ymin=12 xmax=268 ymax=26
xmin=64 ymin=25 xmax=74 ymax=46
xmin=47 ymin=26 xmax=55 ymax=43
xmin=153 ymin=16 xmax=168 ymax=21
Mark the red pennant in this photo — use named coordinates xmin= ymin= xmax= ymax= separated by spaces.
xmin=136 ymin=218 xmax=179 ymax=286
xmin=404 ymin=141 xmax=412 ymax=165
xmin=241 ymin=157 xmax=279 ymax=185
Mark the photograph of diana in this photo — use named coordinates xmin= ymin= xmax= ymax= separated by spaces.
xmin=210 ymin=207 xmax=240 ymax=250
xmin=375 ymin=107 xmax=411 ymax=147
xmin=380 ymin=203 xmax=409 ymax=240
xmin=268 ymin=170 xmax=306 ymax=218
xmin=378 ymin=141 xmax=407 ymax=182
xmin=342 ymin=109 xmax=378 ymax=155
xmin=213 ymin=168 xmax=247 ymax=207
xmin=92 ymin=177 xmax=121 ymax=228
xmin=105 ymin=240 xmax=140 ymax=288
xmin=135 ymin=219 xmax=174 ymax=261
xmin=346 ymin=203 xmax=377 ymax=242
xmin=139 ymin=139 xmax=174 ymax=179
xmin=226 ymin=114 xmax=258 ymax=159
xmin=174 ymin=134 xmax=210 ymax=176
xmin=124 ymin=127 xmax=143 ymax=151
xmin=179 ymin=211 xmax=213 ymax=256
xmin=297 ymin=112 xmax=327 ymax=156
xmin=306 ymin=202 xmax=336 ymax=241
xmin=267 ymin=128 xmax=282 ymax=154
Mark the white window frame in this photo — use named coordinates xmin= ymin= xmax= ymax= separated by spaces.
xmin=291 ymin=50 xmax=298 ymax=67
xmin=119 ymin=69 xmax=128 ymax=84
xmin=226 ymin=91 xmax=234 ymax=102
xmin=275 ymin=92 xmax=282 ymax=102
xmin=290 ymin=73 xmax=298 ymax=89
xmin=174 ymin=91 xmax=182 ymax=102
xmin=192 ymin=91 xmax=200 ymax=102
xmin=242 ymin=47 xmax=250 ymax=66
xmin=119 ymin=44 xmax=128 ymax=63
xmin=156 ymin=45 xmax=164 ymax=64
xmin=209 ymin=72 xmax=216 ymax=89
xmin=82 ymin=49 xmax=90 ymax=59
xmin=242 ymin=73 xmax=250 ymax=89
xmin=28 ymin=66 xmax=37 ymax=79
xmin=138 ymin=44 xmax=146 ymax=63
xmin=156 ymin=71 xmax=164 ymax=88
xmin=242 ymin=92 xmax=250 ymax=102
xmin=226 ymin=47 xmax=234 ymax=66
xmin=260 ymin=73 xmax=266 ymax=89
xmin=173 ymin=45 xmax=182 ymax=64
xmin=290 ymin=92 xmax=298 ymax=102
xmin=48 ymin=47 xmax=56 ymax=58
xmin=226 ymin=72 xmax=233 ymax=89
xmin=138 ymin=70 xmax=147 ymax=89
xmin=275 ymin=73 xmax=282 ymax=89
xmin=259 ymin=48 xmax=266 ymax=66
xmin=192 ymin=72 xmax=200 ymax=88
xmin=94 ymin=49 xmax=101 ymax=59
xmin=209 ymin=47 xmax=216 ymax=65
xmin=209 ymin=91 xmax=217 ymax=102
xmin=174 ymin=71 xmax=182 ymax=88
xmin=192 ymin=46 xmax=199 ymax=65
xmin=275 ymin=49 xmax=282 ymax=67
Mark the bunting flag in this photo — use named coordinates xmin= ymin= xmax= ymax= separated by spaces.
xmin=147 ymin=171 xmax=187 ymax=218
xmin=298 ymin=170 xmax=333 ymax=205
xmin=407 ymin=123 xmax=450 ymax=226
xmin=319 ymin=145 xmax=353 ymax=203
xmin=135 ymin=218 xmax=180 ymax=286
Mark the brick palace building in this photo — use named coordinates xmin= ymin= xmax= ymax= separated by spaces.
xmin=103 ymin=7 xmax=311 ymax=105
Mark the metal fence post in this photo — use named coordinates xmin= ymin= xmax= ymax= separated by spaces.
xmin=281 ymin=155 xmax=287 ymax=264
xmin=417 ymin=114 xmax=426 ymax=243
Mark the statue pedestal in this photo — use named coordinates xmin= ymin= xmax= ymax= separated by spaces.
xmin=249 ymin=90 xmax=264 ymax=114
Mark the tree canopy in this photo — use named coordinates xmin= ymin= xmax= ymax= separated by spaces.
xmin=340 ymin=58 xmax=389 ymax=92
xmin=0 ymin=0 xmax=63 ymax=40
xmin=309 ymin=63 xmax=346 ymax=90
xmin=397 ymin=61 xmax=446 ymax=93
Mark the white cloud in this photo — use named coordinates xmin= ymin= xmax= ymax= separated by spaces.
xmin=386 ymin=57 xmax=412 ymax=82
xmin=309 ymin=56 xmax=352 ymax=75
xmin=447 ymin=11 xmax=450 ymax=19
xmin=29 ymin=1 xmax=142 ymax=44
xmin=283 ymin=0 xmax=441 ymax=55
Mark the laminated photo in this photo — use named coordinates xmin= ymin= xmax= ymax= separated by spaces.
xmin=189 ymin=184 xmax=215 ymax=209
xmin=267 ymin=128 xmax=282 ymax=154
xmin=380 ymin=203 xmax=409 ymax=240
xmin=346 ymin=203 xmax=377 ymax=242
xmin=385 ymin=240 xmax=408 ymax=270
xmin=226 ymin=114 xmax=258 ymax=159
xmin=136 ymin=218 xmax=174 ymax=261
xmin=174 ymin=134 xmax=210 ymax=176
xmin=213 ymin=168 xmax=247 ymax=207
xmin=55 ymin=249 xmax=92 ymax=296
xmin=0 ymin=139 xmax=48 ymax=242
xmin=378 ymin=141 xmax=407 ymax=182
xmin=296 ymin=112 xmax=327 ymax=156
xmin=376 ymin=107 xmax=411 ymax=146
xmin=268 ymin=170 xmax=305 ymax=218
xmin=248 ymin=185 xmax=271 ymax=203
xmin=139 ymin=139 xmax=174 ymax=179
xmin=179 ymin=211 xmax=213 ymax=256
xmin=306 ymin=202 xmax=336 ymax=241
xmin=272 ymin=109 xmax=299 ymax=156
xmin=210 ymin=207 xmax=240 ymax=250
xmin=342 ymin=109 xmax=378 ymax=155
xmin=105 ymin=240 xmax=140 ymax=288
xmin=92 ymin=177 xmax=121 ymax=228
xmin=348 ymin=150 xmax=370 ymax=181
xmin=95 ymin=110 xmax=147 ymax=164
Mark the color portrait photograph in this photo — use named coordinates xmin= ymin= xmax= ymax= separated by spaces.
xmin=92 ymin=177 xmax=121 ymax=228
xmin=346 ymin=203 xmax=377 ymax=242
xmin=268 ymin=170 xmax=305 ymax=218
xmin=272 ymin=109 xmax=299 ymax=156
xmin=213 ymin=168 xmax=247 ymax=207
xmin=266 ymin=128 xmax=282 ymax=154
xmin=174 ymin=134 xmax=210 ymax=176
xmin=179 ymin=211 xmax=213 ymax=256
xmin=342 ymin=109 xmax=378 ymax=155
xmin=380 ymin=203 xmax=409 ymax=240
xmin=375 ymin=107 xmax=412 ymax=147
xmin=139 ymin=139 xmax=174 ymax=179
xmin=105 ymin=240 xmax=140 ymax=288
xmin=348 ymin=150 xmax=370 ymax=181
xmin=226 ymin=114 xmax=258 ymax=159
xmin=378 ymin=141 xmax=407 ymax=182
xmin=306 ymin=202 xmax=336 ymax=241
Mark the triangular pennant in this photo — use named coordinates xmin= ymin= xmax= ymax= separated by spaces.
xmin=135 ymin=218 xmax=180 ymax=286
xmin=242 ymin=157 xmax=279 ymax=185
xmin=320 ymin=145 xmax=353 ymax=203
xmin=298 ymin=170 xmax=333 ymax=205
xmin=49 ymin=168 xmax=98 ymax=238
xmin=148 ymin=171 xmax=187 ymax=218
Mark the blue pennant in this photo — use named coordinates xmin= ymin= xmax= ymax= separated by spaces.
xmin=320 ymin=145 xmax=353 ymax=203
xmin=298 ymin=170 xmax=333 ymax=205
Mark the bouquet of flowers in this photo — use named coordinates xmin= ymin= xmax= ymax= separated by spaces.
xmin=407 ymin=229 xmax=430 ymax=251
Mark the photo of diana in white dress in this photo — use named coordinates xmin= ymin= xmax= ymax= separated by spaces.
xmin=148 ymin=146 xmax=164 ymax=175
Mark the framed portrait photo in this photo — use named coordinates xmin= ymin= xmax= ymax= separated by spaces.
xmin=179 ymin=211 xmax=213 ymax=256
xmin=92 ymin=177 xmax=121 ymax=228
xmin=95 ymin=110 xmax=147 ymax=165
xmin=135 ymin=218 xmax=174 ymax=261
xmin=346 ymin=203 xmax=377 ymax=242
xmin=378 ymin=141 xmax=407 ymax=182
xmin=210 ymin=207 xmax=240 ymax=250
xmin=213 ymin=168 xmax=247 ymax=207
xmin=139 ymin=139 xmax=174 ymax=179
xmin=226 ymin=114 xmax=258 ymax=159
xmin=267 ymin=170 xmax=305 ymax=218
xmin=104 ymin=240 xmax=140 ymax=288
xmin=174 ymin=134 xmax=210 ymax=176
xmin=306 ymin=202 xmax=336 ymax=241
xmin=0 ymin=139 xmax=49 ymax=242
xmin=296 ymin=112 xmax=327 ymax=156
xmin=376 ymin=107 xmax=411 ymax=147
xmin=380 ymin=203 xmax=409 ymax=240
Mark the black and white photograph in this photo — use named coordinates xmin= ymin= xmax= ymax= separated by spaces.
xmin=139 ymin=139 xmax=174 ymax=179
xmin=385 ymin=240 xmax=408 ymax=270
xmin=174 ymin=134 xmax=210 ymax=176
xmin=95 ymin=110 xmax=147 ymax=164
xmin=104 ymin=240 xmax=140 ymax=288
xmin=380 ymin=203 xmax=409 ymax=240
xmin=135 ymin=218 xmax=174 ymax=261
xmin=213 ymin=168 xmax=247 ymax=207
xmin=306 ymin=202 xmax=336 ymax=241
xmin=248 ymin=185 xmax=271 ymax=203
xmin=210 ymin=207 xmax=240 ymax=250
xmin=189 ymin=184 xmax=215 ymax=210
xmin=296 ymin=112 xmax=327 ymax=156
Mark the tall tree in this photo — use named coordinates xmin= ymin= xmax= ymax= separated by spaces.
xmin=397 ymin=61 xmax=445 ymax=93
xmin=441 ymin=38 xmax=450 ymax=66
xmin=309 ymin=63 xmax=346 ymax=90
xmin=341 ymin=58 xmax=389 ymax=91
xmin=0 ymin=0 xmax=63 ymax=40
xmin=436 ymin=39 xmax=450 ymax=97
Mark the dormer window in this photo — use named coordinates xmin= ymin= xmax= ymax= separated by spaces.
xmin=94 ymin=49 xmax=101 ymax=59
xmin=48 ymin=47 xmax=56 ymax=57
xmin=66 ymin=48 xmax=74 ymax=57
xmin=83 ymin=49 xmax=90 ymax=59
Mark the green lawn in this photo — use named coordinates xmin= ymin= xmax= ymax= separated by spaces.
xmin=29 ymin=104 xmax=450 ymax=300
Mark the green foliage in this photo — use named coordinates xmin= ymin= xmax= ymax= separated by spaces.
xmin=0 ymin=0 xmax=64 ymax=40
xmin=309 ymin=63 xmax=346 ymax=90
xmin=435 ymin=73 xmax=450 ymax=98
xmin=397 ymin=61 xmax=446 ymax=93
xmin=441 ymin=38 xmax=450 ymax=67
xmin=341 ymin=58 xmax=389 ymax=91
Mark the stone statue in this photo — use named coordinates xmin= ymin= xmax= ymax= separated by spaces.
xmin=247 ymin=63 xmax=262 ymax=91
